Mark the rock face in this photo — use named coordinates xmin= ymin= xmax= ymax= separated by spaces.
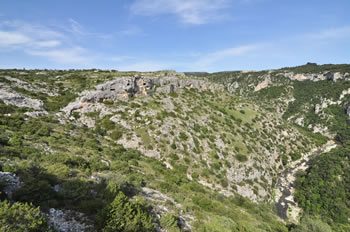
xmin=0 ymin=172 xmax=21 ymax=199
xmin=85 ymin=75 xmax=222 ymax=102
xmin=62 ymin=75 xmax=223 ymax=115
xmin=141 ymin=187 xmax=192 ymax=231
xmin=254 ymin=76 xmax=271 ymax=91
xmin=3 ymin=76 xmax=58 ymax=96
xmin=47 ymin=208 xmax=94 ymax=232
xmin=284 ymin=72 xmax=349 ymax=82
xmin=275 ymin=141 xmax=337 ymax=223
xmin=227 ymin=81 xmax=239 ymax=93
xmin=0 ymin=83 xmax=44 ymax=110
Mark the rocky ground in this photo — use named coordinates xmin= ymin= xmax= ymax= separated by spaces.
xmin=274 ymin=140 xmax=337 ymax=223
xmin=1 ymin=66 xmax=349 ymax=230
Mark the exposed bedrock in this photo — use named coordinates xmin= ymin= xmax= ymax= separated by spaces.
xmin=62 ymin=75 xmax=223 ymax=115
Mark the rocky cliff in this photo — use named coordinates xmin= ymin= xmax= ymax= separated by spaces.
xmin=62 ymin=75 xmax=223 ymax=116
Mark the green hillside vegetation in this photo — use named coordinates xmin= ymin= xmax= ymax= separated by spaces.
xmin=1 ymin=65 xmax=350 ymax=231
xmin=0 ymin=99 xmax=287 ymax=231
xmin=206 ymin=64 xmax=350 ymax=231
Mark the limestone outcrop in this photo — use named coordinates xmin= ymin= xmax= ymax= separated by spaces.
xmin=47 ymin=208 xmax=94 ymax=232
xmin=254 ymin=76 xmax=271 ymax=91
xmin=284 ymin=72 xmax=349 ymax=82
xmin=0 ymin=83 xmax=44 ymax=110
xmin=0 ymin=172 xmax=22 ymax=199
xmin=62 ymin=75 xmax=223 ymax=115
xmin=3 ymin=76 xmax=58 ymax=96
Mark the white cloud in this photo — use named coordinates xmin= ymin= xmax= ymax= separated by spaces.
xmin=0 ymin=20 xmax=64 ymax=49
xmin=0 ymin=20 xmax=93 ymax=65
xmin=66 ymin=18 xmax=112 ymax=39
xmin=68 ymin=18 xmax=84 ymax=35
xmin=304 ymin=26 xmax=350 ymax=41
xmin=33 ymin=40 xmax=62 ymax=48
xmin=0 ymin=20 xmax=64 ymax=39
xmin=131 ymin=0 xmax=230 ymax=25
xmin=193 ymin=44 xmax=258 ymax=68
xmin=0 ymin=29 xmax=61 ymax=49
xmin=27 ymin=47 xmax=90 ymax=64
xmin=0 ymin=31 xmax=31 ymax=47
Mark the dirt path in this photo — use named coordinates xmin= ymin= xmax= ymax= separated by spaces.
xmin=274 ymin=140 xmax=337 ymax=222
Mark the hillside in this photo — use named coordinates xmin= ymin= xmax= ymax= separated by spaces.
xmin=0 ymin=64 xmax=349 ymax=231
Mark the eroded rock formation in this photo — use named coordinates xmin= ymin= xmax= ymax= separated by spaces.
xmin=62 ymin=75 xmax=223 ymax=115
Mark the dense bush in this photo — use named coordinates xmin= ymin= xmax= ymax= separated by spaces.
xmin=236 ymin=154 xmax=248 ymax=162
xmin=159 ymin=213 xmax=180 ymax=232
xmin=0 ymin=201 xmax=49 ymax=232
xmin=295 ymin=147 xmax=350 ymax=228
xmin=100 ymin=192 xmax=155 ymax=232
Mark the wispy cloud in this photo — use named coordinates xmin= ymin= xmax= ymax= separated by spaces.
xmin=67 ymin=18 xmax=112 ymax=39
xmin=68 ymin=18 xmax=84 ymax=35
xmin=34 ymin=40 xmax=62 ymax=48
xmin=0 ymin=31 xmax=31 ymax=47
xmin=304 ymin=26 xmax=350 ymax=41
xmin=120 ymin=25 xmax=145 ymax=36
xmin=27 ymin=47 xmax=90 ymax=64
xmin=0 ymin=22 xmax=64 ymax=50
xmin=193 ymin=44 xmax=259 ymax=68
xmin=130 ymin=0 xmax=230 ymax=25
xmin=0 ymin=20 xmax=92 ymax=64
xmin=0 ymin=20 xmax=64 ymax=39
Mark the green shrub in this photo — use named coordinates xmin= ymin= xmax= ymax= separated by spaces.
xmin=101 ymin=192 xmax=155 ymax=232
xmin=295 ymin=147 xmax=350 ymax=227
xmin=0 ymin=201 xmax=48 ymax=232
xmin=159 ymin=213 xmax=180 ymax=232
xmin=101 ymin=117 xmax=116 ymax=130
xmin=235 ymin=154 xmax=248 ymax=162
xmin=179 ymin=132 xmax=188 ymax=141
xmin=110 ymin=129 xmax=123 ymax=140
xmin=290 ymin=152 xmax=302 ymax=161
xmin=290 ymin=215 xmax=332 ymax=232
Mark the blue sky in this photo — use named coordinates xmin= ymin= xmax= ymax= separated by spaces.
xmin=0 ymin=0 xmax=349 ymax=71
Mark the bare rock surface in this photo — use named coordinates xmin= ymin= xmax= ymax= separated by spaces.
xmin=284 ymin=71 xmax=349 ymax=82
xmin=3 ymin=76 xmax=59 ymax=96
xmin=141 ymin=187 xmax=192 ymax=231
xmin=254 ymin=76 xmax=271 ymax=91
xmin=0 ymin=83 xmax=45 ymax=110
xmin=275 ymin=141 xmax=337 ymax=223
xmin=62 ymin=75 xmax=223 ymax=115
xmin=47 ymin=208 xmax=94 ymax=232
xmin=0 ymin=171 xmax=22 ymax=199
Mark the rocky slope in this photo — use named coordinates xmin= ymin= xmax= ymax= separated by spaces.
xmin=275 ymin=140 xmax=337 ymax=223
xmin=58 ymin=74 xmax=315 ymax=202
xmin=0 ymin=65 xmax=349 ymax=231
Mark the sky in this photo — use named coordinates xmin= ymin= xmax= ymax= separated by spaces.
xmin=0 ymin=0 xmax=349 ymax=72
